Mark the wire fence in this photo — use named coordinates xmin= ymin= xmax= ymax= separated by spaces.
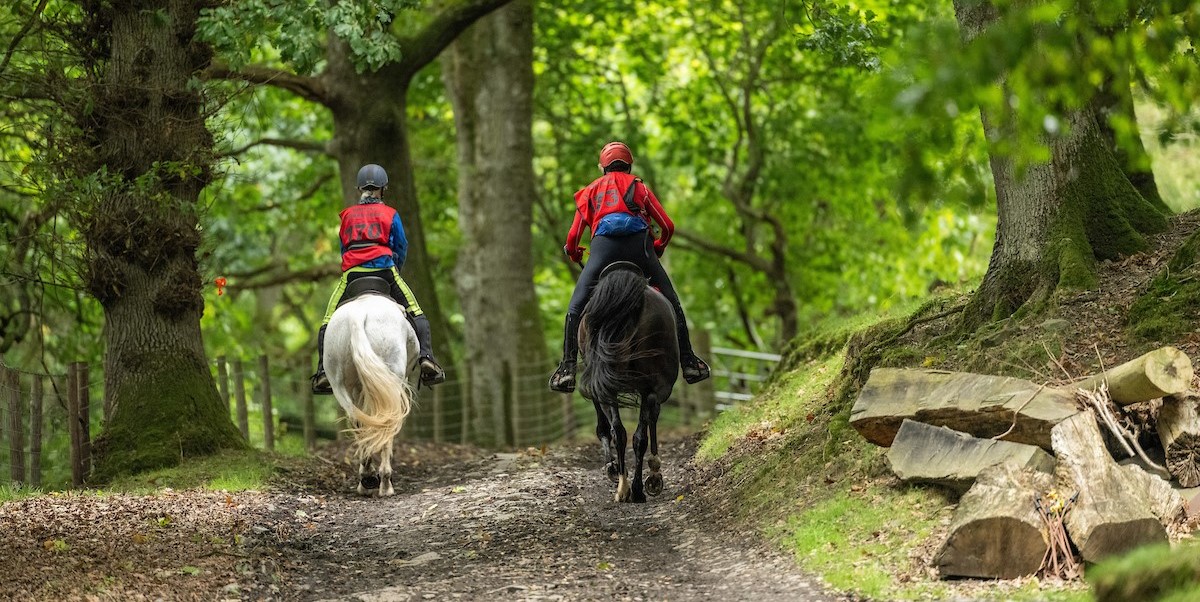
xmin=0 ymin=336 xmax=779 ymax=489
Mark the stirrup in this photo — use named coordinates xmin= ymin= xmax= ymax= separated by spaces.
xmin=548 ymin=361 xmax=577 ymax=393
xmin=682 ymin=355 xmax=710 ymax=385
xmin=419 ymin=357 xmax=445 ymax=386
xmin=311 ymin=371 xmax=333 ymax=395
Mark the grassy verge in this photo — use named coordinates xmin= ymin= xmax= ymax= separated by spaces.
xmin=105 ymin=448 xmax=278 ymax=494
xmin=696 ymin=304 xmax=1092 ymax=601
xmin=1089 ymin=542 xmax=1200 ymax=602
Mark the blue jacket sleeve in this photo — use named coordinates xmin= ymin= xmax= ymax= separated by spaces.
xmin=389 ymin=213 xmax=408 ymax=270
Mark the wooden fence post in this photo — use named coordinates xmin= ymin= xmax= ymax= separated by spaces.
xmin=302 ymin=373 xmax=316 ymax=453
xmin=678 ymin=375 xmax=694 ymax=426
xmin=30 ymin=375 xmax=42 ymax=488
xmin=216 ymin=355 xmax=230 ymax=421
xmin=562 ymin=390 xmax=576 ymax=441
xmin=78 ymin=362 xmax=91 ymax=478
xmin=258 ymin=355 xmax=274 ymax=451
xmin=232 ymin=359 xmax=249 ymax=441
xmin=460 ymin=366 xmax=471 ymax=445
xmin=5 ymin=367 xmax=24 ymax=484
xmin=432 ymin=383 xmax=443 ymax=444
xmin=68 ymin=363 xmax=82 ymax=488
xmin=509 ymin=368 xmax=522 ymax=447
xmin=694 ymin=330 xmax=717 ymax=419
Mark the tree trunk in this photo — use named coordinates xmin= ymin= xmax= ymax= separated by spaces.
xmin=1158 ymin=395 xmax=1200 ymax=487
xmin=1073 ymin=346 xmax=1193 ymax=405
xmin=953 ymin=0 xmax=1169 ymax=329
xmin=74 ymin=0 xmax=246 ymax=481
xmin=1051 ymin=412 xmax=1176 ymax=563
xmin=887 ymin=419 xmax=1055 ymax=494
xmin=1093 ymin=70 xmax=1168 ymax=213
xmin=934 ymin=463 xmax=1054 ymax=579
xmin=850 ymin=368 xmax=1079 ymax=449
xmin=442 ymin=0 xmax=548 ymax=447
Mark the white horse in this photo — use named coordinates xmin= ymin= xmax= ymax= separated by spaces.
xmin=325 ymin=292 xmax=418 ymax=496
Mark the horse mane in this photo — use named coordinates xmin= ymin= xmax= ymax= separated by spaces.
xmin=579 ymin=269 xmax=664 ymax=407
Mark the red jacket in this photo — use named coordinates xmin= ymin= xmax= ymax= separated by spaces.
xmin=566 ymin=172 xmax=674 ymax=256
xmin=339 ymin=202 xmax=397 ymax=271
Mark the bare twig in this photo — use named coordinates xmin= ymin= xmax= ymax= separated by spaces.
xmin=992 ymin=383 xmax=1046 ymax=441
xmin=1044 ymin=342 xmax=1073 ymax=383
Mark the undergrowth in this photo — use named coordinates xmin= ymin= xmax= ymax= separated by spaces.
xmin=696 ymin=296 xmax=1092 ymax=601
xmin=1128 ymin=230 xmax=1200 ymax=341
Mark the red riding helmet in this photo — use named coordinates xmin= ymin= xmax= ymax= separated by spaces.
xmin=599 ymin=142 xmax=633 ymax=169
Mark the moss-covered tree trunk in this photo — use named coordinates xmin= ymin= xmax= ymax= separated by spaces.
xmin=74 ymin=0 xmax=246 ymax=481
xmin=442 ymin=0 xmax=549 ymax=447
xmin=954 ymin=0 xmax=1169 ymax=330
xmin=1093 ymin=69 xmax=1167 ymax=213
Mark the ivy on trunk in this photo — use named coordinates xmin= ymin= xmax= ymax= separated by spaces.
xmin=67 ymin=0 xmax=246 ymax=481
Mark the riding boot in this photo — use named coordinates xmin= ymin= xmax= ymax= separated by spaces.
xmin=412 ymin=314 xmax=445 ymax=386
xmin=549 ymin=313 xmax=581 ymax=393
xmin=669 ymin=303 xmax=711 ymax=384
xmin=310 ymin=324 xmax=333 ymax=395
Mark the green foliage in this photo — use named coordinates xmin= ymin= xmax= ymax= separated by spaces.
xmin=199 ymin=0 xmax=418 ymax=73
xmin=1090 ymin=542 xmax=1200 ymax=602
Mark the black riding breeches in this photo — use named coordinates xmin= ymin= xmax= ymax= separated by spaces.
xmin=567 ymin=231 xmax=696 ymax=357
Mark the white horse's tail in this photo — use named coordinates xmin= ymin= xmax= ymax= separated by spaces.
xmin=344 ymin=312 xmax=412 ymax=459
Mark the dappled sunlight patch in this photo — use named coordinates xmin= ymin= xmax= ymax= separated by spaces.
xmin=106 ymin=448 xmax=276 ymax=494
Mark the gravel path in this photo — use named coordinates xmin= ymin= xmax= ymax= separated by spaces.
xmin=258 ymin=438 xmax=845 ymax=602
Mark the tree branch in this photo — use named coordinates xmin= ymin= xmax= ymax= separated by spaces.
xmin=220 ymin=137 xmax=330 ymax=158
xmin=673 ymin=228 xmax=770 ymax=272
xmin=390 ymin=0 xmax=515 ymax=79
xmin=204 ymin=62 xmax=329 ymax=105
xmin=0 ymin=0 xmax=49 ymax=78
xmin=232 ymin=264 xmax=340 ymax=291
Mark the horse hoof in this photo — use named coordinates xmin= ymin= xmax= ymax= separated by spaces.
xmin=360 ymin=474 xmax=381 ymax=490
xmin=645 ymin=473 xmax=663 ymax=496
xmin=647 ymin=456 xmax=662 ymax=471
xmin=605 ymin=462 xmax=621 ymax=484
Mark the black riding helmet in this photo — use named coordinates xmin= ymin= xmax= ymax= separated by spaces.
xmin=357 ymin=164 xmax=388 ymax=190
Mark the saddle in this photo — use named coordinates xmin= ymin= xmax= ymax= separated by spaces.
xmin=337 ymin=276 xmax=394 ymax=309
xmin=600 ymin=261 xmax=644 ymax=279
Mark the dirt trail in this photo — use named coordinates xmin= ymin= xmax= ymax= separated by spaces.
xmin=0 ymin=437 xmax=846 ymax=601
xmin=253 ymin=437 xmax=843 ymax=601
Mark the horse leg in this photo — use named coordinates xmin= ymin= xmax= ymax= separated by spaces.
xmin=593 ymin=399 xmax=619 ymax=484
xmin=644 ymin=395 xmax=664 ymax=497
xmin=608 ymin=404 xmax=631 ymax=502
xmin=379 ymin=437 xmax=395 ymax=497
xmin=630 ymin=394 xmax=655 ymax=503
xmin=358 ymin=456 xmax=379 ymax=495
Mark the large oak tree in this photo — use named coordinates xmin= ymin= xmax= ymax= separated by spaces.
xmin=953 ymin=0 xmax=1170 ymax=328
xmin=67 ymin=0 xmax=245 ymax=479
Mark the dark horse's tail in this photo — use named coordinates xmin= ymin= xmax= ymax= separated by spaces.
xmin=579 ymin=269 xmax=663 ymax=407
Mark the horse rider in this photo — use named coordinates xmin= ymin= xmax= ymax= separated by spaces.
xmin=548 ymin=141 xmax=711 ymax=393
xmin=311 ymin=164 xmax=446 ymax=394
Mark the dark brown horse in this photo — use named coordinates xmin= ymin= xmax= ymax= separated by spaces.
xmin=578 ymin=262 xmax=679 ymax=503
